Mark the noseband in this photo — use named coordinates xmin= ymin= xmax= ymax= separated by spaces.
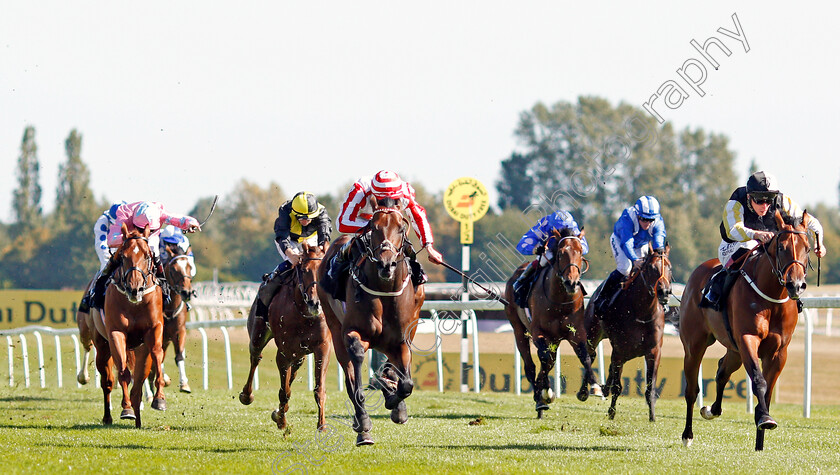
xmin=359 ymin=209 xmax=409 ymax=265
xmin=117 ymin=235 xmax=157 ymax=297
xmin=551 ymin=236 xmax=590 ymax=278
xmin=765 ymin=229 xmax=810 ymax=286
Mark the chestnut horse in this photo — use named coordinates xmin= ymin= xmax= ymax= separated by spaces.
xmin=153 ymin=242 xmax=196 ymax=393
xmin=503 ymin=228 xmax=599 ymax=419
xmin=680 ymin=211 xmax=811 ymax=451
xmin=92 ymin=224 xmax=167 ymax=428
xmin=239 ymin=242 xmax=331 ymax=432
xmin=318 ymin=207 xmax=424 ymax=446
xmin=585 ymin=244 xmax=672 ymax=421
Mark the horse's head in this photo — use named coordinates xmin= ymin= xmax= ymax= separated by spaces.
xmin=768 ymin=210 xmax=811 ymax=299
xmin=296 ymin=241 xmax=326 ymax=317
xmin=117 ymin=223 xmax=156 ymax=304
xmin=633 ymin=242 xmax=672 ymax=307
xmin=548 ymin=228 xmax=588 ymax=294
xmin=164 ymin=243 xmax=196 ymax=303
xmin=366 ymin=208 xmax=408 ymax=282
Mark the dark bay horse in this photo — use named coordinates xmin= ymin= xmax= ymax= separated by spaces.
xmin=239 ymin=242 xmax=331 ymax=432
xmin=503 ymin=228 xmax=598 ymax=419
xmin=318 ymin=207 xmax=423 ymax=446
xmin=91 ymin=224 xmax=167 ymax=428
xmin=155 ymin=242 xmax=196 ymax=393
xmin=680 ymin=211 xmax=811 ymax=451
xmin=585 ymin=243 xmax=672 ymax=422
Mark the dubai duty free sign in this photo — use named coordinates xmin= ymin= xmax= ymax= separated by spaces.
xmin=443 ymin=177 xmax=489 ymax=244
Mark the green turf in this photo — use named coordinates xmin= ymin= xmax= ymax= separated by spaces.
xmin=2 ymin=384 xmax=839 ymax=474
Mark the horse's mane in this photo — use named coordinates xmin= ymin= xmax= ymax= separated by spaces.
xmin=548 ymin=227 xmax=579 ymax=253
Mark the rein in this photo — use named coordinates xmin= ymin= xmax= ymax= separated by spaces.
xmin=739 ymin=228 xmax=809 ymax=304
xmin=115 ymin=235 xmax=157 ymax=297
xmin=352 ymin=208 xmax=412 ymax=297
xmin=540 ymin=234 xmax=588 ymax=306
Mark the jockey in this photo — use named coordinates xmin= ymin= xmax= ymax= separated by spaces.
xmin=511 ymin=210 xmax=588 ymax=307
xmin=701 ymin=171 xmax=827 ymax=310
xmin=325 ymin=170 xmax=443 ymax=294
xmin=159 ymin=225 xmax=197 ymax=277
xmin=91 ymin=201 xmax=200 ymax=309
xmin=253 ymin=191 xmax=332 ymax=320
xmin=593 ymin=196 xmax=667 ymax=315
xmin=78 ymin=201 xmax=126 ymax=313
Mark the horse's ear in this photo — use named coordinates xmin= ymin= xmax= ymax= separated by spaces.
xmin=774 ymin=209 xmax=786 ymax=229
xmin=143 ymin=226 xmax=150 ymax=238
xmin=802 ymin=209 xmax=810 ymax=229
xmin=665 ymin=241 xmax=671 ymax=254
xmin=121 ymin=222 xmax=129 ymax=237
xmin=578 ymin=228 xmax=586 ymax=239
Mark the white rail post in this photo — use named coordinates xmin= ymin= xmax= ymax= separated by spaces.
xmin=307 ymin=353 xmax=315 ymax=392
xmin=54 ymin=335 xmax=63 ymax=388
xmin=6 ymin=336 xmax=13 ymax=387
xmin=826 ymin=308 xmax=833 ymax=337
xmin=33 ymin=331 xmax=45 ymax=388
xmin=804 ymin=308 xmax=813 ymax=418
xmin=198 ymin=327 xmax=209 ymax=390
xmin=19 ymin=334 xmax=30 ymax=388
xmin=71 ymin=334 xmax=82 ymax=388
xmin=431 ymin=310 xmax=444 ymax=393
xmin=220 ymin=326 xmax=233 ymax=390
xmin=471 ymin=310 xmax=480 ymax=393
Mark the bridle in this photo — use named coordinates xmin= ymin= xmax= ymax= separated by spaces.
xmin=295 ymin=254 xmax=323 ymax=303
xmin=626 ymin=249 xmax=672 ymax=300
xmin=116 ymin=235 xmax=157 ymax=297
xmin=764 ymin=229 xmax=810 ymax=286
xmin=358 ymin=208 xmax=409 ymax=266
xmin=550 ymin=235 xmax=590 ymax=279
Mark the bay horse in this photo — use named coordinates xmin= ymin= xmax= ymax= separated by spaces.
xmin=239 ymin=241 xmax=331 ymax=432
xmin=92 ymin=224 xmax=167 ymax=428
xmin=585 ymin=243 xmax=672 ymax=422
xmin=680 ymin=210 xmax=811 ymax=451
xmin=152 ymin=242 xmax=196 ymax=393
xmin=503 ymin=228 xmax=599 ymax=419
xmin=317 ymin=207 xmax=424 ymax=446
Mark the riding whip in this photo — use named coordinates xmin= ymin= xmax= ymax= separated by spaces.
xmin=198 ymin=195 xmax=219 ymax=228
xmin=438 ymin=259 xmax=509 ymax=306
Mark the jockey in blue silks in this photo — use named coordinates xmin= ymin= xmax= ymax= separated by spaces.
xmin=512 ymin=210 xmax=588 ymax=307
xmin=593 ymin=196 xmax=667 ymax=315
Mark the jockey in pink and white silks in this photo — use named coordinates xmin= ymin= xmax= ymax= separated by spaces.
xmin=90 ymin=201 xmax=200 ymax=309
xmin=593 ymin=196 xmax=667 ymax=315
xmin=325 ymin=170 xmax=443 ymax=296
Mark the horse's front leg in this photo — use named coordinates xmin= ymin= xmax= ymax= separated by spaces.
xmin=146 ymin=322 xmax=167 ymax=412
xmin=606 ymin=357 xmax=625 ymax=420
xmin=239 ymin=310 xmax=273 ymax=405
xmin=94 ymin=333 xmax=117 ymax=425
xmin=107 ymin=330 xmax=133 ymax=414
xmin=131 ymin=344 xmax=152 ymax=428
xmin=344 ymin=332 xmax=373 ymax=445
xmin=645 ymin=347 xmax=663 ymax=422
xmin=571 ymin=339 xmax=600 ymax=401
xmin=738 ymin=335 xmax=776 ymax=451
xmin=271 ymin=355 xmax=296 ymax=430
xmin=533 ymin=336 xmax=557 ymax=418
xmin=700 ymin=350 xmax=741 ymax=421
xmin=314 ymin=340 xmax=331 ymax=431
xmin=380 ymin=344 xmax=413 ymax=425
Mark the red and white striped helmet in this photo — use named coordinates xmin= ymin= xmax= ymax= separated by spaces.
xmin=371 ymin=170 xmax=404 ymax=198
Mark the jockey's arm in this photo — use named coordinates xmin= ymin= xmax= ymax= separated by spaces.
xmin=313 ymin=213 xmax=333 ymax=246
xmin=337 ymin=184 xmax=369 ymax=234
xmin=722 ymin=199 xmax=756 ymax=242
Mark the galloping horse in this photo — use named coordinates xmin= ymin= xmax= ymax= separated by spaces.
xmin=153 ymin=242 xmax=196 ymax=393
xmin=503 ymin=228 xmax=599 ymax=419
xmin=585 ymin=243 xmax=672 ymax=421
xmin=239 ymin=242 xmax=331 ymax=432
xmin=318 ymin=206 xmax=423 ymax=446
xmin=91 ymin=224 xmax=167 ymax=428
xmin=680 ymin=211 xmax=811 ymax=450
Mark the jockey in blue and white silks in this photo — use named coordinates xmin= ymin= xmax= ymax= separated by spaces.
xmin=93 ymin=201 xmax=126 ymax=270
xmin=159 ymin=225 xmax=197 ymax=278
xmin=512 ymin=210 xmax=588 ymax=306
xmin=594 ymin=196 xmax=667 ymax=315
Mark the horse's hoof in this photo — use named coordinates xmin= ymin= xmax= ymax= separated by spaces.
xmin=590 ymin=384 xmax=603 ymax=398
xmin=682 ymin=437 xmax=693 ymax=447
xmin=757 ymin=415 xmax=777 ymax=430
xmin=151 ymin=398 xmax=167 ymax=411
xmin=103 ymin=416 xmax=113 ymax=426
xmin=355 ymin=432 xmax=375 ymax=446
xmin=577 ymin=388 xmax=589 ymax=402
xmin=239 ymin=392 xmax=254 ymax=405
xmin=77 ymin=372 xmax=89 ymax=385
xmin=162 ymin=374 xmax=172 ymax=387
xmin=384 ymin=394 xmax=401 ymax=410
xmin=271 ymin=409 xmax=282 ymax=424
xmin=390 ymin=401 xmax=408 ymax=424
xmin=536 ymin=408 xmax=545 ymax=420
xmin=700 ymin=406 xmax=718 ymax=420
xmin=120 ymin=408 xmax=136 ymax=420
xmin=180 ymin=383 xmax=191 ymax=394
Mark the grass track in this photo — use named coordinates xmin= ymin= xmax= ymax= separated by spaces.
xmin=2 ymin=385 xmax=839 ymax=474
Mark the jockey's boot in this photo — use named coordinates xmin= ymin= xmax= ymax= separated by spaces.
xmin=153 ymin=254 xmax=172 ymax=307
xmin=409 ymin=257 xmax=428 ymax=287
xmin=702 ymin=267 xmax=739 ymax=312
xmin=595 ymin=270 xmax=624 ymax=316
xmin=327 ymin=240 xmax=353 ymax=283
xmin=512 ymin=260 xmax=539 ymax=307
xmin=255 ymin=262 xmax=292 ymax=318
xmin=78 ymin=293 xmax=91 ymax=314
xmin=92 ymin=255 xmax=119 ymax=309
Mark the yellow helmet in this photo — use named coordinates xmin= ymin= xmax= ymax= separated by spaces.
xmin=290 ymin=192 xmax=323 ymax=219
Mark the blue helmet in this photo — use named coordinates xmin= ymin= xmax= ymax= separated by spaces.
xmin=634 ymin=196 xmax=661 ymax=220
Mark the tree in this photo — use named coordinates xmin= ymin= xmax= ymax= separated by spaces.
xmin=11 ymin=126 xmax=42 ymax=236
xmin=54 ymin=129 xmax=97 ymax=229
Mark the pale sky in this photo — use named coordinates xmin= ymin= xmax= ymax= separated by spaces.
xmin=2 ymin=1 xmax=838 ymax=222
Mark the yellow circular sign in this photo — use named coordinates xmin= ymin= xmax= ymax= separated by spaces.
xmin=444 ymin=177 xmax=490 ymax=223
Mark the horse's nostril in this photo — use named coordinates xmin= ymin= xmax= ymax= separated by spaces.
xmin=801 ymin=282 xmax=807 ymax=290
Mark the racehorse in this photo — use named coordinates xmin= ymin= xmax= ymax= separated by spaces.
xmin=318 ymin=206 xmax=424 ymax=446
xmin=585 ymin=243 xmax=672 ymax=422
xmin=680 ymin=210 xmax=811 ymax=451
xmin=239 ymin=242 xmax=331 ymax=432
xmin=76 ymin=278 xmax=97 ymax=385
xmin=503 ymin=228 xmax=599 ymax=419
xmin=91 ymin=224 xmax=167 ymax=428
